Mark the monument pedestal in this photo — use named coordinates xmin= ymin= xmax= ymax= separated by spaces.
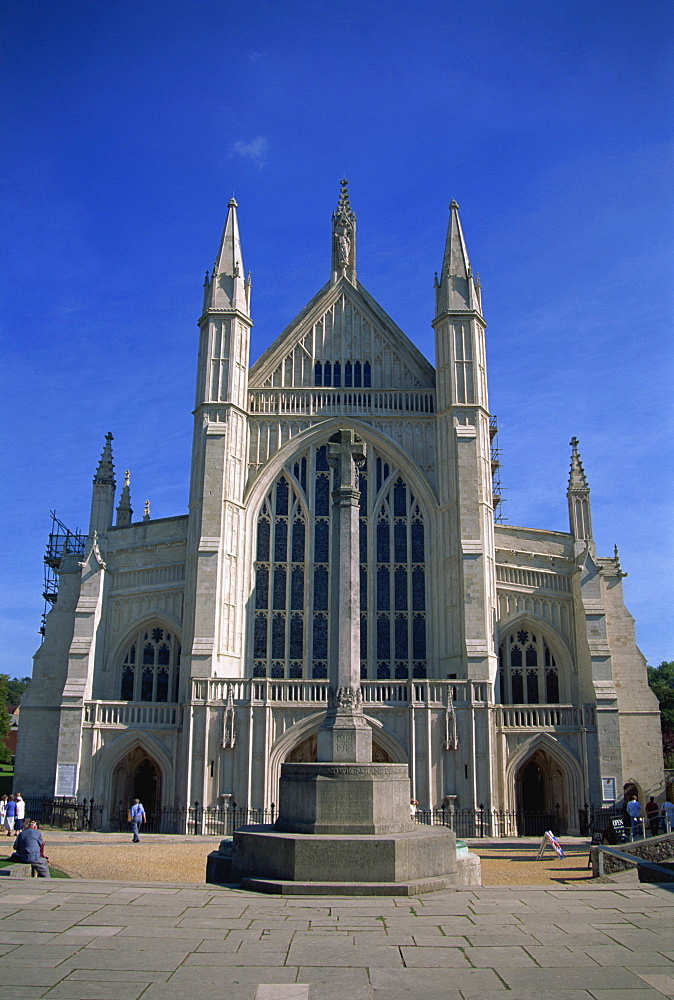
xmin=275 ymin=762 xmax=412 ymax=835
xmin=230 ymin=761 xmax=472 ymax=895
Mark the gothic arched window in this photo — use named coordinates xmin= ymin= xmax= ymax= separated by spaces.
xmin=253 ymin=476 xmax=307 ymax=679
xmin=119 ymin=627 xmax=180 ymax=702
xmin=498 ymin=630 xmax=560 ymax=705
xmin=251 ymin=441 xmax=428 ymax=680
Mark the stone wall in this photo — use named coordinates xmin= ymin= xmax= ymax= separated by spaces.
xmin=590 ymin=832 xmax=674 ymax=877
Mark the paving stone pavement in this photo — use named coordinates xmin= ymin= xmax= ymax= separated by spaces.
xmin=1 ymin=879 xmax=674 ymax=1000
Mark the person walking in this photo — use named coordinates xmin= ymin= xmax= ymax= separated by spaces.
xmin=129 ymin=798 xmax=146 ymax=842
xmin=661 ymin=798 xmax=674 ymax=834
xmin=4 ymin=795 xmax=16 ymax=836
xmin=626 ymin=795 xmax=643 ymax=838
xmin=14 ymin=794 xmax=25 ymax=833
xmin=13 ymin=819 xmax=50 ymax=878
xmin=0 ymin=795 xmax=7 ymax=830
xmin=645 ymin=796 xmax=660 ymax=837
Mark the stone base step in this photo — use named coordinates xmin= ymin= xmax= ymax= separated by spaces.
xmin=240 ymin=874 xmax=458 ymax=895
xmin=0 ymin=864 xmax=32 ymax=878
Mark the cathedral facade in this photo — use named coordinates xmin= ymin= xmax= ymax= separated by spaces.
xmin=15 ymin=184 xmax=664 ymax=833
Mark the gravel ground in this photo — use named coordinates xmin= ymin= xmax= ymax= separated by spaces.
xmin=11 ymin=832 xmax=595 ymax=886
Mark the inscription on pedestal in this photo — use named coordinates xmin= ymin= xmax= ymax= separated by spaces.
xmin=335 ymin=733 xmax=355 ymax=754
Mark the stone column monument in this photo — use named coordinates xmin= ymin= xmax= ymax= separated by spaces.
xmin=229 ymin=431 xmax=469 ymax=892
xmin=316 ymin=429 xmax=371 ymax=764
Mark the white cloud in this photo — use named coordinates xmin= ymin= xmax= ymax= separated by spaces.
xmin=230 ymin=136 xmax=269 ymax=166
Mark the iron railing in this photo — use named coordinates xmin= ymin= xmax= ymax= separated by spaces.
xmin=113 ymin=801 xmax=278 ymax=835
xmin=23 ymin=797 xmax=103 ymax=831
xmin=27 ymin=797 xmax=647 ymax=840
xmin=413 ymin=805 xmax=561 ymax=837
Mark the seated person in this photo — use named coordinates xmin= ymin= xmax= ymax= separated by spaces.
xmin=13 ymin=820 xmax=50 ymax=878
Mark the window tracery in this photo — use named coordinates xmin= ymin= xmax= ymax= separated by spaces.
xmin=251 ymin=441 xmax=428 ymax=680
xmin=314 ymin=360 xmax=371 ymax=388
xmin=120 ymin=627 xmax=180 ymax=702
xmin=498 ymin=629 xmax=560 ymax=704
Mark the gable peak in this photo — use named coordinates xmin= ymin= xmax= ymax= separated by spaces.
xmin=331 ymin=178 xmax=356 ymax=285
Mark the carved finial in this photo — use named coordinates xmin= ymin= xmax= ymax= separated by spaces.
xmin=331 ymin=179 xmax=356 ymax=284
xmin=613 ymin=544 xmax=627 ymax=578
xmin=143 ymin=499 xmax=151 ymax=522
xmin=568 ymin=437 xmax=589 ymax=491
xmin=93 ymin=432 xmax=115 ymax=486
xmin=203 ymin=269 xmax=210 ymax=287
xmin=567 ymin=437 xmax=593 ymax=541
xmin=338 ymin=178 xmax=351 ymax=210
xmin=116 ymin=469 xmax=133 ymax=526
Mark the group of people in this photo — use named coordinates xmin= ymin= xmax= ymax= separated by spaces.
xmin=626 ymin=795 xmax=674 ymax=837
xmin=0 ymin=794 xmax=25 ymax=836
xmin=2 ymin=795 xmax=147 ymax=879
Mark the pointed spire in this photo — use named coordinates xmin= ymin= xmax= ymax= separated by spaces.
xmin=331 ymin=178 xmax=356 ymax=285
xmin=89 ymin=433 xmax=116 ymax=537
xmin=93 ymin=432 xmax=115 ymax=487
xmin=434 ymin=200 xmax=480 ymax=316
xmin=568 ymin=436 xmax=589 ymax=491
xmin=143 ymin=499 xmax=151 ymax=522
xmin=115 ymin=469 xmax=133 ymax=526
xmin=204 ymin=198 xmax=250 ymax=314
xmin=567 ymin=437 xmax=593 ymax=541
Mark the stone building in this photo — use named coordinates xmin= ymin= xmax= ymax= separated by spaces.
xmin=15 ymin=183 xmax=664 ymax=833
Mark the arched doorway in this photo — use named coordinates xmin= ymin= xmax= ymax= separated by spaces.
xmin=515 ymin=747 xmax=568 ymax=835
xmin=286 ymin=732 xmax=393 ymax=763
xmin=111 ymin=747 xmax=162 ymax=831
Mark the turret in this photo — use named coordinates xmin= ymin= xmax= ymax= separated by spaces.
xmin=115 ymin=469 xmax=133 ymax=526
xmin=88 ymin=433 xmax=115 ymax=537
xmin=331 ymin=178 xmax=356 ymax=285
xmin=567 ymin=437 xmax=593 ymax=543
xmin=432 ymin=201 xmax=487 ymax=414
xmin=195 ymin=198 xmax=252 ymax=411
xmin=183 ymin=194 xmax=253 ymax=701
xmin=434 ymin=200 xmax=482 ymax=316
xmin=202 ymin=197 xmax=251 ymax=315
xmin=431 ymin=199 xmax=497 ymax=707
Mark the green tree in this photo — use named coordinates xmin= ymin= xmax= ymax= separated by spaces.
xmin=4 ymin=676 xmax=30 ymax=707
xmin=0 ymin=677 xmax=13 ymax=764
xmin=648 ymin=661 xmax=674 ymax=767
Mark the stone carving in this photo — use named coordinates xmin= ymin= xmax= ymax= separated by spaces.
xmin=222 ymin=686 xmax=236 ymax=749
xmin=443 ymin=691 xmax=458 ymax=750
xmin=337 ymin=224 xmax=351 ymax=267
xmin=327 ymin=685 xmax=363 ymax=711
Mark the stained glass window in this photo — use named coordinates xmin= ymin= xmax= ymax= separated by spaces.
xmin=251 ymin=442 xmax=427 ymax=681
xmin=498 ymin=632 xmax=560 ymax=705
xmin=120 ymin=628 xmax=179 ymax=702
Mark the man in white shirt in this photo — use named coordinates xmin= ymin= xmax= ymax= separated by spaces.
xmin=626 ymin=795 xmax=643 ymax=837
xmin=14 ymin=794 xmax=25 ymax=832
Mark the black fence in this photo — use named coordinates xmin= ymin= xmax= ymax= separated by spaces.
xmin=23 ymin=797 xmax=103 ymax=832
xmin=24 ymin=797 xmax=644 ymax=840
xmin=114 ymin=802 xmax=278 ymax=836
xmin=413 ymin=806 xmax=560 ymax=838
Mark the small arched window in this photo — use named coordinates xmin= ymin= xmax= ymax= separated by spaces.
xmin=498 ymin=630 xmax=560 ymax=705
xmin=120 ymin=627 xmax=181 ymax=702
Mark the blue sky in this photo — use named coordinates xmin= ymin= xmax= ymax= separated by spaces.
xmin=1 ymin=0 xmax=673 ymax=676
